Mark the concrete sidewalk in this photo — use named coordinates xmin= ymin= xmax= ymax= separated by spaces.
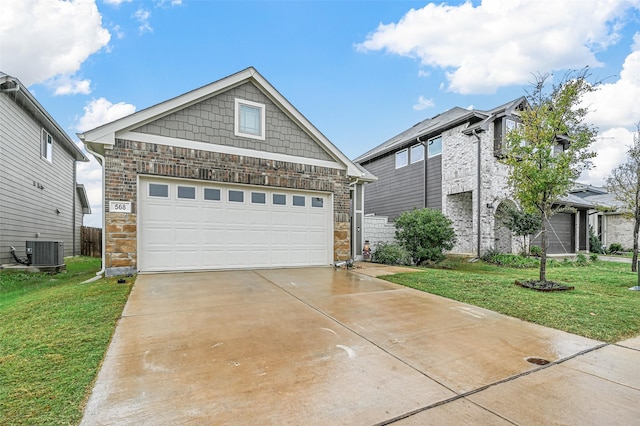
xmin=81 ymin=266 xmax=640 ymax=425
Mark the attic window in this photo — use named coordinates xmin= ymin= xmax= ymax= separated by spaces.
xmin=235 ymin=98 xmax=265 ymax=140
xmin=41 ymin=129 xmax=53 ymax=163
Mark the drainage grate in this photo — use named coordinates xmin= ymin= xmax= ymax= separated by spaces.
xmin=526 ymin=357 xmax=550 ymax=365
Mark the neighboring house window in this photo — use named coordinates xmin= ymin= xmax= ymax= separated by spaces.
xmin=41 ymin=129 xmax=53 ymax=163
xmin=234 ymin=98 xmax=265 ymax=140
xmin=395 ymin=149 xmax=408 ymax=169
xmin=410 ymin=144 xmax=424 ymax=163
xmin=428 ymin=136 xmax=442 ymax=158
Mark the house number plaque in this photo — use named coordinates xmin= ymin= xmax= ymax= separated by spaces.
xmin=109 ymin=201 xmax=132 ymax=213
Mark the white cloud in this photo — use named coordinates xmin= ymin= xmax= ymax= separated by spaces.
xmin=112 ymin=24 xmax=125 ymax=39
xmin=584 ymin=38 xmax=640 ymax=129
xmin=103 ymin=0 xmax=132 ymax=5
xmin=76 ymin=97 xmax=136 ymax=132
xmin=357 ymin=0 xmax=639 ymax=94
xmin=580 ymin=127 xmax=633 ymax=186
xmin=413 ymin=95 xmax=435 ymax=111
xmin=46 ymin=75 xmax=92 ymax=95
xmin=133 ymin=7 xmax=153 ymax=34
xmin=0 ymin=0 xmax=111 ymax=87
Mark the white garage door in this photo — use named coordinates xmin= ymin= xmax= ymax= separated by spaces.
xmin=138 ymin=177 xmax=333 ymax=272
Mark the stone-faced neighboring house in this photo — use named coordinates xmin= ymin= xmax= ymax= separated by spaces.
xmin=79 ymin=67 xmax=374 ymax=276
xmin=355 ymin=97 xmax=590 ymax=256
xmin=570 ymin=183 xmax=636 ymax=251
xmin=0 ymin=73 xmax=90 ymax=266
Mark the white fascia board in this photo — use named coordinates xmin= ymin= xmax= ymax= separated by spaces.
xmin=120 ymin=131 xmax=346 ymax=170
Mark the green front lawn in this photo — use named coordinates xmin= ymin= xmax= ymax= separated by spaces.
xmin=0 ymin=257 xmax=132 ymax=425
xmin=382 ymin=259 xmax=640 ymax=343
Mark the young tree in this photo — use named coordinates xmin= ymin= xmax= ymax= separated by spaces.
xmin=504 ymin=70 xmax=598 ymax=282
xmin=606 ymin=122 xmax=640 ymax=272
xmin=502 ymin=206 xmax=542 ymax=255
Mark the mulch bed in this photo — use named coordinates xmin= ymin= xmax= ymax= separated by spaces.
xmin=515 ymin=280 xmax=574 ymax=292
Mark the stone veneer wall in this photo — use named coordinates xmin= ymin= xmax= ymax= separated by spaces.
xmin=363 ymin=215 xmax=397 ymax=251
xmin=103 ymin=139 xmax=351 ymax=276
xmin=604 ymin=213 xmax=635 ymax=250
xmin=440 ymin=122 xmax=517 ymax=255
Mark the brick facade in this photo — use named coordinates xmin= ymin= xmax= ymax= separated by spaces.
xmin=103 ymin=139 xmax=351 ymax=276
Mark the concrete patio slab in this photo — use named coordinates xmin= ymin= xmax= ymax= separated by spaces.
xmin=81 ymin=266 xmax=639 ymax=425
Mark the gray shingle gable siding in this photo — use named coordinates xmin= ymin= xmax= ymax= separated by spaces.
xmin=132 ymin=82 xmax=333 ymax=161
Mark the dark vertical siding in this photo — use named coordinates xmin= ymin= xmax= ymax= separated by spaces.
xmin=360 ymin=151 xmax=425 ymax=219
xmin=579 ymin=209 xmax=587 ymax=251
xmin=425 ymin=156 xmax=442 ymax=210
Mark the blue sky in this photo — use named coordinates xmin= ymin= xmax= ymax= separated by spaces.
xmin=2 ymin=0 xmax=640 ymax=227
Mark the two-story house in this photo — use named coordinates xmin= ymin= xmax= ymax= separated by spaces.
xmin=0 ymin=73 xmax=90 ymax=266
xmin=355 ymin=97 xmax=590 ymax=256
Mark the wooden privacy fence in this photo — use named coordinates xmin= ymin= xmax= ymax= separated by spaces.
xmin=81 ymin=227 xmax=102 ymax=258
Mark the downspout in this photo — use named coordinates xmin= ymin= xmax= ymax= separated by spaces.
xmin=83 ymin=144 xmax=106 ymax=278
xmin=73 ymin=160 xmax=77 ymax=257
xmin=418 ymin=137 xmax=426 ymax=207
xmin=474 ymin=128 xmax=482 ymax=257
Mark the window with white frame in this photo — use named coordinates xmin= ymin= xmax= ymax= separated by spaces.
xmin=428 ymin=136 xmax=442 ymax=158
xmin=410 ymin=143 xmax=424 ymax=163
xmin=41 ymin=129 xmax=53 ymax=163
xmin=395 ymin=149 xmax=408 ymax=169
xmin=234 ymin=98 xmax=265 ymax=140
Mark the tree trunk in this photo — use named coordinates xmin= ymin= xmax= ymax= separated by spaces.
xmin=633 ymin=213 xmax=639 ymax=273
xmin=540 ymin=218 xmax=547 ymax=282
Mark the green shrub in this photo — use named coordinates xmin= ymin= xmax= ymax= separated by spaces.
xmin=589 ymin=253 xmax=599 ymax=262
xmin=530 ymin=245 xmax=542 ymax=257
xmin=395 ymin=208 xmax=456 ymax=264
xmin=607 ymin=243 xmax=624 ymax=254
xmin=576 ymin=253 xmax=588 ymax=266
xmin=481 ymin=247 xmax=503 ymax=263
xmin=371 ymin=242 xmax=412 ymax=265
xmin=483 ymin=253 xmax=540 ymax=268
xmin=589 ymin=226 xmax=604 ymax=254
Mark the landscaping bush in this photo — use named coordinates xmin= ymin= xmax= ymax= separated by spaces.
xmin=529 ymin=245 xmax=542 ymax=257
xmin=481 ymin=247 xmax=503 ymax=263
xmin=371 ymin=242 xmax=412 ymax=265
xmin=589 ymin=226 xmax=604 ymax=254
xmin=590 ymin=253 xmax=599 ymax=262
xmin=607 ymin=243 xmax=624 ymax=254
xmin=483 ymin=252 xmax=540 ymax=268
xmin=576 ymin=253 xmax=588 ymax=266
xmin=394 ymin=208 xmax=456 ymax=264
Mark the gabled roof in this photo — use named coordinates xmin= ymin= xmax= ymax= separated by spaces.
xmin=0 ymin=73 xmax=88 ymax=162
xmin=355 ymin=96 xmax=528 ymax=164
xmin=78 ymin=67 xmax=370 ymax=181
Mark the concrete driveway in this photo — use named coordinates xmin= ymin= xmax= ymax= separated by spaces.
xmin=82 ymin=265 xmax=640 ymax=425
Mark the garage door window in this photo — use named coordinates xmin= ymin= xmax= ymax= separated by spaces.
xmin=273 ymin=194 xmax=286 ymax=205
xmin=149 ymin=183 xmax=169 ymax=198
xmin=229 ymin=190 xmax=244 ymax=203
xmin=312 ymin=197 xmax=324 ymax=208
xmin=204 ymin=188 xmax=221 ymax=201
xmin=177 ymin=186 xmax=196 ymax=199
xmin=293 ymin=195 xmax=305 ymax=206
xmin=251 ymin=192 xmax=266 ymax=204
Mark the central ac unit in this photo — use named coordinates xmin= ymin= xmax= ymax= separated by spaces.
xmin=26 ymin=241 xmax=64 ymax=266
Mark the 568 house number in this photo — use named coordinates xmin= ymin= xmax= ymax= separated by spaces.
xmin=109 ymin=201 xmax=132 ymax=213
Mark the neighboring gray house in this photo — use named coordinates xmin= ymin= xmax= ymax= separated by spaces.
xmin=0 ymin=73 xmax=90 ymax=265
xmin=355 ymin=97 xmax=590 ymax=256
xmin=570 ymin=183 xmax=636 ymax=251
xmin=79 ymin=67 xmax=373 ymax=276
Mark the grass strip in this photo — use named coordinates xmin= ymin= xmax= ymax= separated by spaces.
xmin=382 ymin=259 xmax=640 ymax=343
xmin=0 ymin=257 xmax=132 ymax=425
